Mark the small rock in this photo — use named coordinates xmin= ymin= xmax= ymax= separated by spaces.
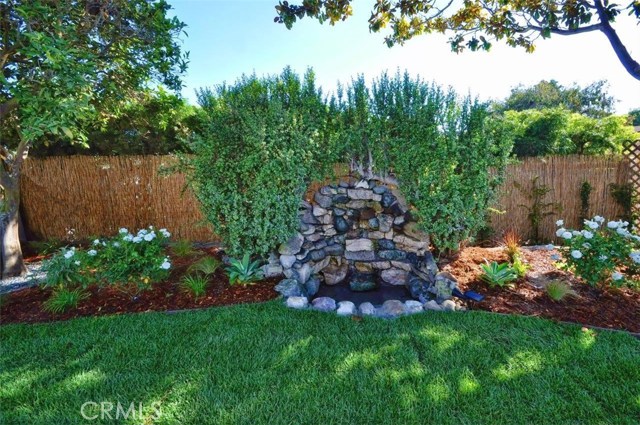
xmin=334 ymin=216 xmax=350 ymax=234
xmin=305 ymin=276 xmax=321 ymax=297
xmin=355 ymin=180 xmax=370 ymax=189
xmin=368 ymin=217 xmax=379 ymax=230
xmin=312 ymin=296 xmax=336 ymax=312
xmin=333 ymin=194 xmax=349 ymax=204
xmin=313 ymin=205 xmax=329 ymax=216
xmin=337 ymin=301 xmax=357 ymax=316
xmin=314 ymin=192 xmax=333 ymax=208
xmin=300 ymin=210 xmax=319 ymax=225
xmin=346 ymin=238 xmax=373 ymax=252
xmin=372 ymin=185 xmax=388 ymax=194
xmin=441 ymin=299 xmax=456 ymax=311
xmin=279 ymin=232 xmax=305 ymax=255
xmin=345 ymin=251 xmax=377 ymax=261
xmin=378 ymin=214 xmax=394 ymax=232
xmin=391 ymin=261 xmax=412 ymax=272
xmin=263 ymin=264 xmax=283 ymax=278
xmin=381 ymin=268 xmax=409 ymax=285
xmin=333 ymin=207 xmax=346 ymax=216
xmin=324 ymin=244 xmax=344 ymax=256
xmin=311 ymin=257 xmax=330 ymax=274
xmin=377 ymin=300 xmax=406 ymax=318
xmin=381 ymin=192 xmax=396 ymax=208
xmin=294 ymin=263 xmax=312 ymax=284
xmin=320 ymin=185 xmax=337 ymax=196
xmin=423 ymin=300 xmax=443 ymax=311
xmin=371 ymin=261 xmax=392 ymax=270
xmin=275 ymin=278 xmax=307 ymax=297
xmin=301 ymin=225 xmax=316 ymax=235
xmin=309 ymin=249 xmax=327 ymax=262
xmin=359 ymin=302 xmax=377 ymax=316
xmin=349 ymin=276 xmax=377 ymax=292
xmin=354 ymin=262 xmax=374 ymax=273
xmin=378 ymin=250 xmax=406 ymax=261
xmin=322 ymin=262 xmax=348 ymax=285
xmin=404 ymin=300 xmax=424 ymax=314
xmin=378 ymin=239 xmax=395 ymax=250
xmin=346 ymin=200 xmax=367 ymax=209
xmin=348 ymin=188 xmax=379 ymax=201
xmin=286 ymin=296 xmax=309 ymax=309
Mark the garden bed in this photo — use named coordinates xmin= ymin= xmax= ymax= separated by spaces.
xmin=1 ymin=246 xmax=638 ymax=332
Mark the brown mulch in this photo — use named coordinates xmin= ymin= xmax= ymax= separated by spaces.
xmin=0 ymin=248 xmax=279 ymax=325
xmin=441 ymin=246 xmax=640 ymax=333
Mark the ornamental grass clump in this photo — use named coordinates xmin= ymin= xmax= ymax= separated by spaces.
xmin=555 ymin=217 xmax=640 ymax=287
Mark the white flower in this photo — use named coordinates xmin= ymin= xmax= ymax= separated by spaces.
xmin=93 ymin=239 xmax=100 ymax=245
xmin=74 ymin=260 xmax=81 ymax=266
xmin=113 ymin=242 xmax=120 ymax=247
xmin=87 ymin=249 xmax=97 ymax=256
xmin=599 ymin=255 xmax=608 ymax=261
xmin=572 ymin=230 xmax=581 ymax=236
xmin=148 ymin=225 xmax=154 ymax=230
xmin=64 ymin=250 xmax=74 ymax=259
xmin=622 ymin=221 xmax=629 ymax=227
xmin=562 ymin=231 xmax=572 ymax=240
xmin=123 ymin=234 xmax=133 ymax=242
xmin=545 ymin=244 xmax=555 ymax=250
xmin=616 ymin=227 xmax=631 ymax=238
xmin=160 ymin=260 xmax=171 ymax=270
xmin=556 ymin=219 xmax=564 ymax=227
xmin=607 ymin=221 xmax=619 ymax=229
xmin=582 ymin=243 xmax=591 ymax=249
xmin=581 ymin=230 xmax=594 ymax=239
xmin=137 ymin=228 xmax=148 ymax=236
xmin=119 ymin=228 xmax=128 ymax=234
xmin=159 ymin=228 xmax=171 ymax=238
xmin=556 ymin=228 xmax=567 ymax=237
xmin=584 ymin=220 xmax=599 ymax=230
xmin=132 ymin=236 xmax=142 ymax=243
xmin=143 ymin=233 xmax=155 ymax=242
xmin=630 ymin=251 xmax=640 ymax=264
xmin=611 ymin=272 xmax=623 ymax=281
xmin=593 ymin=215 xmax=605 ymax=223
xmin=571 ymin=250 xmax=583 ymax=259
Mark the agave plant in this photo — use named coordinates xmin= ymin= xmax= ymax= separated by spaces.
xmin=225 ymin=253 xmax=264 ymax=286
xmin=480 ymin=261 xmax=518 ymax=288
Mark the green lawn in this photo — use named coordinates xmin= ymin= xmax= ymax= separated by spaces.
xmin=1 ymin=302 xmax=639 ymax=425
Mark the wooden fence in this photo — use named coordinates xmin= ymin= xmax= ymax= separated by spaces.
xmin=20 ymin=154 xmax=630 ymax=243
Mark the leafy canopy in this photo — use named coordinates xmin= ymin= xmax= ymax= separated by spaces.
xmin=275 ymin=0 xmax=640 ymax=80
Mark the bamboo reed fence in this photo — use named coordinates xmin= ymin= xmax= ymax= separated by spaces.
xmin=20 ymin=154 xmax=630 ymax=244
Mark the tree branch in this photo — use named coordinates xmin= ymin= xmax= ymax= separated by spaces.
xmin=593 ymin=0 xmax=640 ymax=80
xmin=527 ymin=24 xmax=603 ymax=35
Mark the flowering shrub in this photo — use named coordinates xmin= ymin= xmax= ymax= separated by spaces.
xmin=555 ymin=217 xmax=640 ymax=287
xmin=42 ymin=226 xmax=172 ymax=291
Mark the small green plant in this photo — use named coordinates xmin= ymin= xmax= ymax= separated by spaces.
xmin=28 ymin=238 xmax=63 ymax=256
xmin=609 ymin=183 xmax=635 ymax=223
xmin=514 ymin=176 xmax=561 ymax=243
xmin=579 ymin=181 xmax=592 ymax=223
xmin=480 ymin=261 xmax=518 ymax=288
xmin=502 ymin=229 xmax=521 ymax=262
xmin=188 ymin=256 xmax=221 ymax=276
xmin=545 ymin=281 xmax=578 ymax=302
xmin=180 ymin=274 xmax=209 ymax=298
xmin=511 ymin=254 xmax=530 ymax=278
xmin=171 ymin=239 xmax=199 ymax=258
xmin=43 ymin=288 xmax=88 ymax=314
xmin=42 ymin=247 xmax=95 ymax=288
xmin=225 ymin=253 xmax=264 ymax=286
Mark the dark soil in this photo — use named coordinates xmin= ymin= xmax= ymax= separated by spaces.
xmin=0 ymin=248 xmax=279 ymax=325
xmin=441 ymin=246 xmax=640 ymax=333
xmin=2 ymin=246 xmax=638 ymax=333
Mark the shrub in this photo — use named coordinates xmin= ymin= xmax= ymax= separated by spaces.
xmin=555 ymin=217 xmax=640 ymax=287
xmin=180 ymin=274 xmax=209 ymax=298
xmin=188 ymin=256 xmax=221 ymax=276
xmin=171 ymin=239 xmax=199 ymax=258
xmin=226 ymin=253 xmax=264 ymax=286
xmin=480 ymin=261 xmax=518 ymax=288
xmin=545 ymin=281 xmax=578 ymax=302
xmin=502 ymin=229 xmax=521 ymax=262
xmin=186 ymin=68 xmax=336 ymax=257
xmin=41 ymin=227 xmax=172 ymax=291
xmin=511 ymin=254 xmax=530 ymax=278
xmin=43 ymin=288 xmax=88 ymax=314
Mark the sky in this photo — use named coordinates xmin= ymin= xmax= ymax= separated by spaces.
xmin=168 ymin=0 xmax=640 ymax=114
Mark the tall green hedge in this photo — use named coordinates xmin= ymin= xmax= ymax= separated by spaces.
xmin=187 ymin=68 xmax=337 ymax=256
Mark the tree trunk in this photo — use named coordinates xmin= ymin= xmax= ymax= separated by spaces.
xmin=1 ymin=174 xmax=26 ymax=278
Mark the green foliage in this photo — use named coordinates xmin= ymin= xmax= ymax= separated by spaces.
xmin=545 ymin=280 xmax=577 ymax=302
xmin=336 ymin=71 xmax=513 ymax=252
xmin=41 ymin=227 xmax=172 ymax=291
xmin=28 ymin=238 xmax=63 ymax=256
xmin=171 ymin=240 xmax=199 ymax=258
xmin=511 ymin=254 xmax=530 ymax=279
xmin=180 ymin=274 xmax=209 ymax=298
xmin=188 ymin=256 xmax=222 ymax=276
xmin=556 ymin=217 xmax=640 ymax=287
xmin=515 ymin=176 xmax=561 ymax=243
xmin=275 ymin=1 xmax=640 ymax=80
xmin=225 ymin=253 xmax=264 ymax=286
xmin=629 ymin=109 xmax=640 ymax=126
xmin=42 ymin=288 xmax=88 ymax=314
xmin=579 ymin=181 xmax=592 ymax=223
xmin=186 ymin=68 xmax=336 ymax=256
xmin=479 ymin=261 xmax=518 ymax=288
xmin=504 ymin=108 xmax=635 ymax=157
xmin=499 ymin=80 xmax=615 ymax=118
xmin=609 ymin=183 xmax=635 ymax=223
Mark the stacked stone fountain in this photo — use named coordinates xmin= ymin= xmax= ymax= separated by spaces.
xmin=274 ymin=178 xmax=463 ymax=317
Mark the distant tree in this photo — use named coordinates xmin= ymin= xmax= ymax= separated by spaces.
xmin=275 ymin=0 xmax=640 ymax=80
xmin=629 ymin=109 xmax=640 ymax=126
xmin=499 ymin=80 xmax=615 ymax=118
xmin=0 ymin=0 xmax=187 ymax=277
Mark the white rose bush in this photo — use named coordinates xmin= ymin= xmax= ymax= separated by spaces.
xmin=555 ymin=216 xmax=639 ymax=287
xmin=42 ymin=226 xmax=172 ymax=291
